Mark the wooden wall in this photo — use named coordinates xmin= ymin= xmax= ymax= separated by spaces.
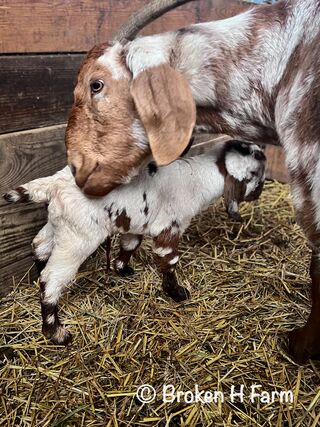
xmin=0 ymin=0 xmax=287 ymax=296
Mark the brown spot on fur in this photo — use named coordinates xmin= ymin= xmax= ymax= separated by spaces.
xmin=154 ymin=226 xmax=179 ymax=250
xmin=153 ymin=225 xmax=180 ymax=272
xmin=115 ymin=209 xmax=131 ymax=232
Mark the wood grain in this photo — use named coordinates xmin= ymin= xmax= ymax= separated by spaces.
xmin=198 ymin=0 xmax=253 ymax=22
xmin=0 ymin=55 xmax=83 ymax=134
xmin=0 ymin=125 xmax=67 ymax=193
xmin=0 ymin=199 xmax=47 ymax=297
xmin=0 ymin=0 xmax=254 ymax=53
xmin=0 ymin=125 xmax=66 ymax=295
xmin=265 ymin=145 xmax=289 ymax=183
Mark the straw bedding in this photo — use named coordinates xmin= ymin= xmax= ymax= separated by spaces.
xmin=1 ymin=181 xmax=320 ymax=427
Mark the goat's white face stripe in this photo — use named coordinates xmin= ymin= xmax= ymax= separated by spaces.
xmin=98 ymin=43 xmax=128 ymax=80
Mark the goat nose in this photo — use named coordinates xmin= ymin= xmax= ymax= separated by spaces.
xmin=74 ymin=158 xmax=98 ymax=189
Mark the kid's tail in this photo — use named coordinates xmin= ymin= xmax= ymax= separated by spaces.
xmin=3 ymin=174 xmax=59 ymax=204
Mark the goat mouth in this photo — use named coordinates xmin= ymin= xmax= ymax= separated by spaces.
xmin=82 ymin=184 xmax=112 ymax=197
xmin=81 ymin=173 xmax=118 ymax=197
xmin=74 ymin=162 xmax=99 ymax=190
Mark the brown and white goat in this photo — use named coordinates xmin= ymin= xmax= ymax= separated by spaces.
xmin=4 ymin=141 xmax=265 ymax=345
xmin=65 ymin=0 xmax=320 ymax=362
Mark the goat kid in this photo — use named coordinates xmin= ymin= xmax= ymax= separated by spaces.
xmin=4 ymin=141 xmax=265 ymax=345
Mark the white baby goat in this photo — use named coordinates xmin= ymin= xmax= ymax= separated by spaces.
xmin=4 ymin=140 xmax=265 ymax=345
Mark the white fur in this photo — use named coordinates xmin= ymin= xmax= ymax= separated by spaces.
xmin=169 ymin=256 xmax=179 ymax=265
xmin=126 ymin=34 xmax=174 ymax=77
xmin=153 ymin=247 xmax=173 ymax=257
xmin=98 ymin=43 xmax=129 ymax=80
xmin=131 ymin=119 xmax=149 ymax=151
xmin=225 ymin=148 xmax=261 ymax=182
xmin=121 ymin=234 xmax=141 ymax=251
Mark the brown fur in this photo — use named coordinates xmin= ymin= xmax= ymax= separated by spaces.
xmin=66 ymin=47 xmax=149 ymax=196
xmin=115 ymin=209 xmax=131 ymax=232
xmin=131 ymin=64 xmax=196 ymax=165
xmin=223 ymin=174 xmax=247 ymax=221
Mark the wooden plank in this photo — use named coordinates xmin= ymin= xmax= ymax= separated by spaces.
xmin=0 ymin=0 xmax=254 ymax=54
xmin=0 ymin=125 xmax=66 ymax=296
xmin=265 ymin=145 xmax=289 ymax=183
xmin=198 ymin=0 xmax=254 ymax=22
xmin=0 ymin=55 xmax=83 ymax=134
xmin=0 ymin=0 xmax=197 ymax=53
xmin=0 ymin=199 xmax=47 ymax=297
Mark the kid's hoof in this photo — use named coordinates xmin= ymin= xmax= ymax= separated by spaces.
xmin=162 ymin=273 xmax=190 ymax=302
xmin=118 ymin=265 xmax=135 ymax=277
xmin=168 ymin=286 xmax=190 ymax=302
xmin=43 ymin=325 xmax=73 ymax=346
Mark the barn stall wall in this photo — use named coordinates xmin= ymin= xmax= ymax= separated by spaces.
xmin=0 ymin=0 xmax=288 ymax=296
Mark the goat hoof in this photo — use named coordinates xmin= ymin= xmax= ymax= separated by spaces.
xmin=118 ymin=265 xmax=135 ymax=277
xmin=288 ymin=327 xmax=320 ymax=364
xmin=169 ymin=286 xmax=190 ymax=302
xmin=228 ymin=211 xmax=243 ymax=222
xmin=162 ymin=272 xmax=190 ymax=302
xmin=43 ymin=325 xmax=73 ymax=346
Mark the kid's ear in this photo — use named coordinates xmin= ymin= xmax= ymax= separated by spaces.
xmin=130 ymin=64 xmax=196 ymax=165
xmin=224 ymin=174 xmax=246 ymax=221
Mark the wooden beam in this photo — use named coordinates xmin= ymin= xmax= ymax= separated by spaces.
xmin=0 ymin=0 xmax=254 ymax=54
xmin=198 ymin=0 xmax=254 ymax=22
xmin=265 ymin=145 xmax=289 ymax=183
xmin=0 ymin=55 xmax=83 ymax=134
xmin=0 ymin=125 xmax=66 ymax=296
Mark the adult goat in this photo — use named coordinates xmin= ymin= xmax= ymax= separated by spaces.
xmin=65 ymin=0 xmax=320 ymax=363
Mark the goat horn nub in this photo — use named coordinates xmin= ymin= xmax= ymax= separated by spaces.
xmin=112 ymin=0 xmax=196 ymax=44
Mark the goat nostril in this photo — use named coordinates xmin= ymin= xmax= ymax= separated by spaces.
xmin=70 ymin=164 xmax=77 ymax=177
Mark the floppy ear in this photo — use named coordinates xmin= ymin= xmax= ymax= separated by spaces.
xmin=130 ymin=64 xmax=196 ymax=166
xmin=223 ymin=174 xmax=247 ymax=221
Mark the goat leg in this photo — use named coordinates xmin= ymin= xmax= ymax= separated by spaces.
xmin=288 ymin=251 xmax=320 ymax=363
xmin=114 ymin=234 xmax=142 ymax=277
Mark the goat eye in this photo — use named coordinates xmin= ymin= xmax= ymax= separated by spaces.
xmin=90 ymin=80 xmax=104 ymax=94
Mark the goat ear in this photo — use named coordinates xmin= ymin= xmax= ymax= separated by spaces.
xmin=223 ymin=174 xmax=246 ymax=222
xmin=130 ymin=64 xmax=196 ymax=166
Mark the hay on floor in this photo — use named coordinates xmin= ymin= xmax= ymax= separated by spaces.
xmin=1 ymin=181 xmax=320 ymax=427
